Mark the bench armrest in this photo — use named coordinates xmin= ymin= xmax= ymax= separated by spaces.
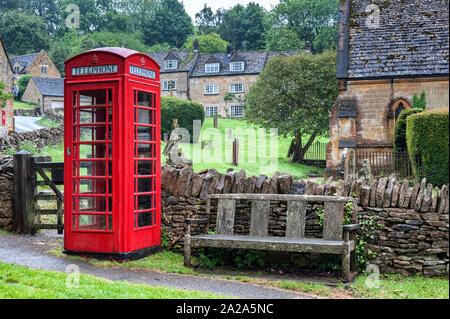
xmin=185 ymin=218 xmax=209 ymax=225
xmin=343 ymin=224 xmax=361 ymax=232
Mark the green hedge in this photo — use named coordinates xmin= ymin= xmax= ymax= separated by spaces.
xmin=393 ymin=108 xmax=422 ymax=153
xmin=161 ymin=96 xmax=205 ymax=143
xmin=406 ymin=108 xmax=449 ymax=186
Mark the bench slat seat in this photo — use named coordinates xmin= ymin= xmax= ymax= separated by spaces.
xmin=191 ymin=234 xmax=352 ymax=254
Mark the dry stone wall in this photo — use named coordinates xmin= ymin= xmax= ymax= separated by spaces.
xmin=0 ymin=125 xmax=63 ymax=153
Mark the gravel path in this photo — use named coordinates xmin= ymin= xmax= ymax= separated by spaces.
xmin=0 ymin=233 xmax=319 ymax=299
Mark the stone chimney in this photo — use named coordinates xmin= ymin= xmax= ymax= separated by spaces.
xmin=193 ymin=39 xmax=199 ymax=53
xmin=227 ymin=44 xmax=232 ymax=57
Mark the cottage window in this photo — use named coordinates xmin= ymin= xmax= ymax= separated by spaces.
xmin=206 ymin=106 xmax=218 ymax=117
xmin=230 ymin=62 xmax=244 ymax=72
xmin=205 ymin=84 xmax=218 ymax=95
xmin=40 ymin=65 xmax=48 ymax=74
xmin=229 ymin=83 xmax=243 ymax=93
xmin=13 ymin=66 xmax=20 ymax=73
xmin=230 ymin=105 xmax=243 ymax=118
xmin=164 ymin=60 xmax=177 ymax=70
xmin=162 ymin=80 xmax=176 ymax=91
xmin=205 ymin=63 xmax=220 ymax=73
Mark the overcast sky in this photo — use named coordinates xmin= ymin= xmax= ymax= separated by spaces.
xmin=182 ymin=0 xmax=280 ymax=23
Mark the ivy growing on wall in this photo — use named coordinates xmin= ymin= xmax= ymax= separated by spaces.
xmin=0 ymin=80 xmax=14 ymax=108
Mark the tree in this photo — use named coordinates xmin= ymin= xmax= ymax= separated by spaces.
xmin=182 ymin=33 xmax=229 ymax=53
xmin=0 ymin=11 xmax=50 ymax=55
xmin=218 ymin=3 xmax=267 ymax=51
xmin=266 ymin=0 xmax=339 ymax=52
xmin=195 ymin=4 xmax=218 ymax=35
xmin=142 ymin=0 xmax=194 ymax=48
xmin=245 ymin=51 xmax=338 ymax=163
xmin=413 ymin=91 xmax=427 ymax=110
xmin=265 ymin=26 xmax=305 ymax=51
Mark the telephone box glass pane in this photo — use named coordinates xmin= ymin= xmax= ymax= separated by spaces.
xmin=79 ymin=108 xmax=108 ymax=124
xmin=137 ymin=92 xmax=153 ymax=107
xmin=80 ymin=126 xmax=107 ymax=141
xmin=79 ymin=197 xmax=106 ymax=213
xmin=78 ymin=215 xmax=106 ymax=230
xmin=138 ymin=212 xmax=153 ymax=228
xmin=79 ymin=90 xmax=107 ymax=106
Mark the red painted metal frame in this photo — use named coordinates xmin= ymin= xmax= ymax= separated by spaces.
xmin=64 ymin=48 xmax=161 ymax=258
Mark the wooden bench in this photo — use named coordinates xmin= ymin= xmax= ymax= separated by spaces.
xmin=184 ymin=194 xmax=360 ymax=281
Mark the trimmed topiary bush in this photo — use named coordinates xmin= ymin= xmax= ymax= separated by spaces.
xmin=161 ymin=96 xmax=205 ymax=143
xmin=393 ymin=108 xmax=422 ymax=153
xmin=406 ymin=108 xmax=449 ymax=186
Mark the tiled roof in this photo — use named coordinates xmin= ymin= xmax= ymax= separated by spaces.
xmin=338 ymin=0 xmax=449 ymax=79
xmin=147 ymin=49 xmax=197 ymax=73
xmin=32 ymin=77 xmax=64 ymax=97
xmin=190 ymin=51 xmax=268 ymax=77
xmin=9 ymin=53 xmax=39 ymax=74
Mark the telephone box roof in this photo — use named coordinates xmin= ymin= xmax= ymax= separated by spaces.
xmin=65 ymin=47 xmax=160 ymax=68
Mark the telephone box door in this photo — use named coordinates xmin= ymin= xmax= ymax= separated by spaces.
xmin=65 ymin=82 xmax=118 ymax=253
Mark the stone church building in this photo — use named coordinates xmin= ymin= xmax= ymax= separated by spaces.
xmin=0 ymin=36 xmax=14 ymax=136
xmin=327 ymin=0 xmax=449 ymax=175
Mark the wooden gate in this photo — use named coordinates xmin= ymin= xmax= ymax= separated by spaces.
xmin=13 ymin=151 xmax=64 ymax=234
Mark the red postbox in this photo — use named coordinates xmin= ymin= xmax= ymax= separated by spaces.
xmin=63 ymin=47 xmax=161 ymax=259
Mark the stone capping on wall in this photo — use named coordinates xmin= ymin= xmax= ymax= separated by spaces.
xmin=0 ymin=125 xmax=63 ymax=153
xmin=161 ymin=164 xmax=449 ymax=214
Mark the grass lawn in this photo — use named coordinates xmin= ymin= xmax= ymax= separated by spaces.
xmin=13 ymin=100 xmax=36 ymax=110
xmin=51 ymin=249 xmax=449 ymax=299
xmin=22 ymin=118 xmax=325 ymax=180
xmin=0 ymin=261 xmax=228 ymax=299
xmin=37 ymin=115 xmax=61 ymax=128
xmin=164 ymin=118 xmax=327 ymax=179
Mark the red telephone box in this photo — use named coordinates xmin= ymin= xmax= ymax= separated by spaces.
xmin=63 ymin=47 xmax=161 ymax=260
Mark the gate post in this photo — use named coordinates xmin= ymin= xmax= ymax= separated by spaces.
xmin=13 ymin=150 xmax=36 ymax=234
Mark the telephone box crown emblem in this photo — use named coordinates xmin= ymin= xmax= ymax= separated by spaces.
xmin=90 ymin=54 xmax=99 ymax=64
xmin=140 ymin=57 xmax=146 ymax=66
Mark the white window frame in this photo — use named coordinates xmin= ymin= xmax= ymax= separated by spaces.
xmin=229 ymin=83 xmax=243 ymax=93
xmin=230 ymin=105 xmax=244 ymax=118
xmin=229 ymin=61 xmax=244 ymax=72
xmin=164 ymin=59 xmax=178 ymax=70
xmin=40 ymin=65 xmax=48 ymax=74
xmin=162 ymin=80 xmax=176 ymax=91
xmin=13 ymin=65 xmax=20 ymax=73
xmin=205 ymin=106 xmax=218 ymax=117
xmin=205 ymin=84 xmax=218 ymax=95
xmin=205 ymin=63 xmax=220 ymax=73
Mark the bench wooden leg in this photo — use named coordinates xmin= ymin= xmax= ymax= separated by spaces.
xmin=184 ymin=234 xmax=191 ymax=267
xmin=342 ymin=245 xmax=351 ymax=282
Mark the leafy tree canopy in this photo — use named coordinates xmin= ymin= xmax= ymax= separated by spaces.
xmin=245 ymin=51 xmax=338 ymax=163
xmin=182 ymin=33 xmax=229 ymax=54
xmin=0 ymin=10 xmax=50 ymax=55
xmin=266 ymin=0 xmax=339 ymax=52
xmin=142 ymin=0 xmax=194 ymax=48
